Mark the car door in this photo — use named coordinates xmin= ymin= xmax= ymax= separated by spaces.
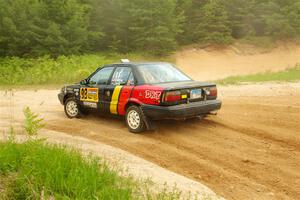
xmin=80 ymin=66 xmax=115 ymax=111
xmin=104 ymin=66 xmax=135 ymax=115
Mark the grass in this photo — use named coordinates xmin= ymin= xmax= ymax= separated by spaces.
xmin=0 ymin=52 xmax=172 ymax=87
xmin=0 ymin=140 xmax=183 ymax=200
xmin=0 ymin=108 xmax=185 ymax=199
xmin=217 ymin=66 xmax=300 ymax=85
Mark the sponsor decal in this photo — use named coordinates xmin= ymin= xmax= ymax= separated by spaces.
xmin=80 ymin=88 xmax=99 ymax=102
xmin=83 ymin=102 xmax=97 ymax=108
xmin=145 ymin=90 xmax=161 ymax=100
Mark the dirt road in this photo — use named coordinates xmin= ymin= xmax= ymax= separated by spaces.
xmin=175 ymin=43 xmax=300 ymax=80
xmin=1 ymin=83 xmax=299 ymax=200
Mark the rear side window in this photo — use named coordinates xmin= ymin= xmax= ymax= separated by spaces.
xmin=110 ymin=67 xmax=133 ymax=85
xmin=136 ymin=63 xmax=191 ymax=84
xmin=89 ymin=67 xmax=114 ymax=85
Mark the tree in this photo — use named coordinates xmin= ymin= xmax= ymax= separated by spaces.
xmin=285 ymin=1 xmax=300 ymax=37
xmin=0 ymin=0 xmax=90 ymax=57
xmin=0 ymin=0 xmax=42 ymax=56
xmin=1 ymin=0 xmax=300 ymax=57
xmin=174 ymin=0 xmax=192 ymax=43
xmin=224 ymin=0 xmax=256 ymax=38
xmin=197 ymin=0 xmax=232 ymax=44
xmin=36 ymin=0 xmax=90 ymax=56
xmin=125 ymin=0 xmax=182 ymax=54
xmin=179 ymin=0 xmax=208 ymax=44
xmin=90 ymin=0 xmax=130 ymax=52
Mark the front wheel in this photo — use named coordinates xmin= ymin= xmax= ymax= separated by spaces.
xmin=64 ymin=97 xmax=81 ymax=118
xmin=125 ymin=105 xmax=147 ymax=133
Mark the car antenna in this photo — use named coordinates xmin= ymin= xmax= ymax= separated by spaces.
xmin=121 ymin=59 xmax=130 ymax=63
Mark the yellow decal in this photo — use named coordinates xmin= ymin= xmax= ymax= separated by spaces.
xmin=80 ymin=88 xmax=99 ymax=102
xmin=181 ymin=94 xmax=187 ymax=99
xmin=110 ymin=86 xmax=122 ymax=114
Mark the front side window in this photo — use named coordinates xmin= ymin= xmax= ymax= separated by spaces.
xmin=137 ymin=63 xmax=191 ymax=84
xmin=110 ymin=67 xmax=132 ymax=85
xmin=89 ymin=67 xmax=114 ymax=85
xmin=127 ymin=72 xmax=135 ymax=86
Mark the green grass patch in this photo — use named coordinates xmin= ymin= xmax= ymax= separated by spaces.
xmin=217 ymin=66 xmax=300 ymax=85
xmin=0 ymin=141 xmax=182 ymax=199
xmin=0 ymin=53 xmax=172 ymax=87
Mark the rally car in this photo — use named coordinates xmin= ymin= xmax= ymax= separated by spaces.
xmin=58 ymin=60 xmax=221 ymax=133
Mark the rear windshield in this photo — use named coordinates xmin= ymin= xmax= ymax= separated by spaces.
xmin=136 ymin=63 xmax=191 ymax=84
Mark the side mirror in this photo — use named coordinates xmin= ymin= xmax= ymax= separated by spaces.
xmin=120 ymin=80 xmax=128 ymax=86
xmin=80 ymin=79 xmax=88 ymax=85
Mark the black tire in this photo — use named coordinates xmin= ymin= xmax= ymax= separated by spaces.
xmin=64 ymin=97 xmax=82 ymax=118
xmin=125 ymin=105 xmax=147 ymax=133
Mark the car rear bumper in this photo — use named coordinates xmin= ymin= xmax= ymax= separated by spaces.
xmin=141 ymin=100 xmax=222 ymax=120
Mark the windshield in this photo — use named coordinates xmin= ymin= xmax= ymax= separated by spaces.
xmin=136 ymin=63 xmax=191 ymax=84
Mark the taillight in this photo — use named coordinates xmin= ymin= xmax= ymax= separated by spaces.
xmin=164 ymin=91 xmax=181 ymax=102
xmin=208 ymin=86 xmax=217 ymax=96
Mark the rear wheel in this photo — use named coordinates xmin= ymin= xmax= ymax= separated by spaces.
xmin=125 ymin=105 xmax=146 ymax=133
xmin=64 ymin=97 xmax=81 ymax=118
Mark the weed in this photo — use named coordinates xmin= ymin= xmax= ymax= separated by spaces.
xmin=7 ymin=126 xmax=15 ymax=143
xmin=23 ymin=106 xmax=45 ymax=137
xmin=0 ymin=141 xmax=184 ymax=199
xmin=0 ymin=53 xmax=171 ymax=87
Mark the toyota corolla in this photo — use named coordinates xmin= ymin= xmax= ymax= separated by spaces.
xmin=58 ymin=60 xmax=222 ymax=133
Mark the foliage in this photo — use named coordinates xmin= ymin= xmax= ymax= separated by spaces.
xmin=0 ymin=141 xmax=183 ymax=199
xmin=0 ymin=53 xmax=167 ymax=86
xmin=23 ymin=107 xmax=45 ymax=136
xmin=217 ymin=65 xmax=300 ymax=85
xmin=1 ymin=0 xmax=300 ymax=57
xmin=197 ymin=0 xmax=232 ymax=44
xmin=0 ymin=0 xmax=90 ymax=57
xmin=7 ymin=126 xmax=15 ymax=143
xmin=86 ymin=0 xmax=182 ymax=55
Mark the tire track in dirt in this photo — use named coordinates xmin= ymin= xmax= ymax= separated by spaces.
xmin=1 ymin=84 xmax=300 ymax=200
xmin=141 ymin=118 xmax=300 ymax=200
xmin=30 ymin=97 xmax=300 ymax=199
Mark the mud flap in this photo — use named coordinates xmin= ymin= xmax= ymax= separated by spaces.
xmin=140 ymin=107 xmax=156 ymax=131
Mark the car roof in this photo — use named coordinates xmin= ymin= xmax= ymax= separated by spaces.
xmin=103 ymin=62 xmax=171 ymax=67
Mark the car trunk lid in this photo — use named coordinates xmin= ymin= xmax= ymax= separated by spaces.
xmin=152 ymin=81 xmax=216 ymax=90
xmin=152 ymin=81 xmax=218 ymax=105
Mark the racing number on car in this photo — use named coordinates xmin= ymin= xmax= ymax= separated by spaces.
xmin=80 ymin=88 xmax=99 ymax=102
xmin=81 ymin=88 xmax=88 ymax=99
